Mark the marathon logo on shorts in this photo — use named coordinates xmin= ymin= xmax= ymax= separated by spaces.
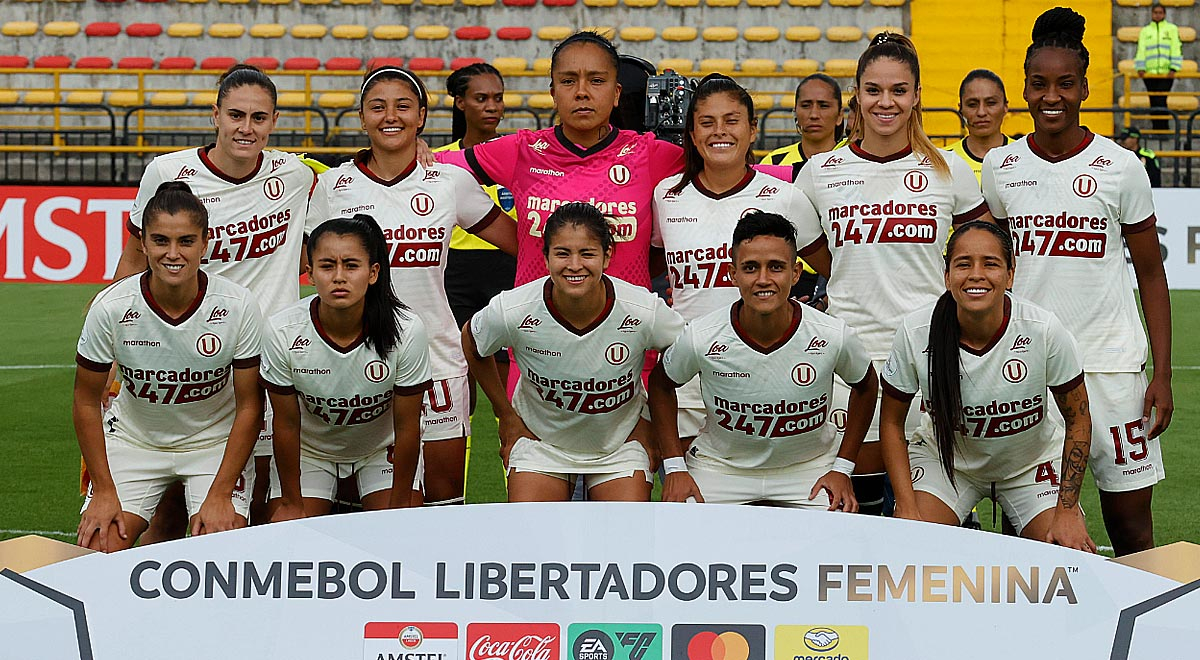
xmin=334 ymin=174 xmax=354 ymax=191
xmin=206 ymin=307 xmax=229 ymax=324
xmin=120 ymin=309 xmax=140 ymax=325
xmin=468 ymin=623 xmax=558 ymax=660
xmin=962 ymin=395 xmax=1044 ymax=438
xmin=363 ymin=622 xmax=457 ymax=660
xmin=175 ymin=165 xmax=197 ymax=180
xmin=1000 ymin=154 xmax=1020 ymax=168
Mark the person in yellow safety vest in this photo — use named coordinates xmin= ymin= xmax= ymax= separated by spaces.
xmin=1119 ymin=127 xmax=1163 ymax=188
xmin=1135 ymin=3 xmax=1183 ymax=131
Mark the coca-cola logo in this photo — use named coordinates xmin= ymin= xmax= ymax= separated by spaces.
xmin=467 ymin=624 xmax=559 ymax=660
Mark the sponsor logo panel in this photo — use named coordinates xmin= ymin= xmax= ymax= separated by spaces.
xmin=774 ymin=625 xmax=868 ymax=660
xmin=568 ymin=624 xmax=663 ymax=660
xmin=467 ymin=622 xmax=559 ymax=660
xmin=671 ymin=624 xmax=765 ymax=660
xmin=363 ymin=622 xmax=457 ymax=660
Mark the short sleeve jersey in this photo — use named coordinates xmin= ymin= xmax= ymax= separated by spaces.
xmin=662 ymin=301 xmax=872 ymax=470
xmin=76 ymin=272 xmax=262 ymax=452
xmin=946 ymin=135 xmax=1011 ymax=186
xmin=433 ymin=139 xmax=519 ymax=251
xmin=308 ymin=152 xmax=503 ymax=380
xmin=652 ymin=170 xmax=820 ymax=321
xmin=128 ymin=146 xmax=316 ymax=318
xmin=438 ymin=125 xmax=686 ymax=288
xmin=794 ymin=144 xmax=988 ymax=359
xmin=260 ymin=296 xmax=433 ymax=462
xmin=470 ymin=275 xmax=685 ymax=456
xmin=881 ymin=295 xmax=1084 ymax=480
xmin=981 ymin=132 xmax=1154 ymax=372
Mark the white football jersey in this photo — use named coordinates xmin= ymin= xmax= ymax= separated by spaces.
xmin=662 ymin=301 xmax=871 ymax=470
xmin=129 ymin=146 xmax=315 ymax=318
xmin=652 ymin=170 xmax=819 ymax=321
xmin=882 ymin=294 xmax=1084 ymax=479
xmin=76 ymin=272 xmax=262 ymax=451
xmin=794 ymin=144 xmax=987 ymax=359
xmin=982 ymin=132 xmax=1154 ymax=372
xmin=260 ymin=296 xmax=433 ymax=462
xmin=309 ymin=152 xmax=503 ymax=380
xmin=471 ymin=275 xmax=684 ymax=455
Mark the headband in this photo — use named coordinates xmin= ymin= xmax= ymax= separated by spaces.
xmin=360 ymin=67 xmax=427 ymax=106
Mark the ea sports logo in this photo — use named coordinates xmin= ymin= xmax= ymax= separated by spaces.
xmin=572 ymin=630 xmax=614 ymax=660
xmin=263 ymin=176 xmax=285 ymax=201
xmin=399 ymin=626 xmax=423 ymax=650
xmin=608 ymin=164 xmax=630 ymax=186
xmin=904 ymin=170 xmax=928 ymax=193
xmin=196 ymin=332 xmax=221 ymax=357
xmin=1072 ymin=174 xmax=1097 ymax=198
xmin=1003 ymin=358 xmax=1027 ymax=384
xmin=364 ymin=360 xmax=389 ymax=383
xmin=791 ymin=363 xmax=816 ymax=387
xmin=605 ymin=343 xmax=629 ymax=365
xmin=411 ymin=193 xmax=435 ymax=216
xmin=803 ymin=628 xmax=839 ymax=652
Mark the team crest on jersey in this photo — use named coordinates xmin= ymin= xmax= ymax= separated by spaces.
xmin=333 ymin=174 xmax=354 ymax=191
xmin=289 ymin=336 xmax=310 ymax=351
xmin=617 ymin=315 xmax=641 ymax=332
xmin=617 ymin=143 xmax=637 ymax=158
xmin=1000 ymin=154 xmax=1020 ymax=168
xmin=1073 ymin=174 xmax=1097 ymax=198
xmin=263 ymin=176 xmax=286 ymax=201
xmin=518 ymin=315 xmax=541 ymax=331
xmin=608 ymin=164 xmax=631 ymax=186
xmin=530 ymin=138 xmax=551 ymax=154
xmin=705 ymin=342 xmax=728 ymax=358
xmin=1002 ymin=358 xmax=1027 ymax=384
xmin=206 ymin=308 xmax=229 ymax=324
xmin=904 ymin=170 xmax=929 ymax=193
xmin=1010 ymin=335 xmax=1031 ymax=353
xmin=411 ymin=193 xmax=435 ymax=216
xmin=830 ymin=408 xmax=847 ymax=432
xmin=175 ymin=165 xmax=197 ymax=180
xmin=364 ymin=360 xmax=390 ymax=383
xmin=119 ymin=309 xmax=140 ymax=325
xmin=271 ymin=158 xmax=287 ymax=173
xmin=1089 ymin=156 xmax=1113 ymax=169
xmin=791 ymin=363 xmax=817 ymax=387
xmin=756 ymin=185 xmax=779 ymax=199
xmin=821 ymin=155 xmax=844 ymax=168
xmin=196 ymin=332 xmax=222 ymax=357
xmin=605 ymin=342 xmax=630 ymax=365
xmin=423 ymin=169 xmax=441 ymax=182
xmin=805 ymin=337 xmax=827 ymax=353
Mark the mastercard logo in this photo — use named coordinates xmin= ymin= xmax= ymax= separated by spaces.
xmin=686 ymin=631 xmax=751 ymax=660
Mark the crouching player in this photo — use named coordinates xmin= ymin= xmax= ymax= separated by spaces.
xmin=649 ymin=212 xmax=878 ymax=508
xmin=74 ymin=182 xmax=263 ymax=551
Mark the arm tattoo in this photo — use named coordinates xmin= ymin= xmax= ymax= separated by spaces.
xmin=1054 ymin=387 xmax=1091 ymax=511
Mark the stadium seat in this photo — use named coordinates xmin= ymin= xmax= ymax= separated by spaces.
xmin=786 ymin=26 xmax=821 ymax=42
xmin=1168 ymin=95 xmax=1199 ymax=111
xmin=699 ymin=58 xmax=735 ymax=74
xmin=118 ymin=57 xmax=156 ymax=69
xmin=463 ymin=0 xmax=497 ymax=6
xmin=1180 ymin=26 xmax=1196 ymax=42
xmin=150 ymin=92 xmax=189 ymax=105
xmin=126 ymin=23 xmax=164 ymax=37
xmin=452 ymin=57 xmax=486 ymax=69
xmin=292 ymin=25 xmax=328 ymax=38
xmin=0 ymin=90 xmax=19 ymax=104
xmin=34 ymin=55 xmax=72 ymax=68
xmin=200 ymin=56 xmax=238 ymax=70
xmin=318 ymin=93 xmax=356 ymax=108
xmin=623 ymin=0 xmax=657 ymax=6
xmin=84 ymin=22 xmax=121 ymax=37
xmin=870 ymin=0 xmax=904 ymax=5
xmin=788 ymin=0 xmax=821 ymax=4
xmin=824 ymin=59 xmax=857 ymax=77
xmin=583 ymin=27 xmax=616 ymax=39
xmin=750 ymin=93 xmax=775 ymax=110
xmin=503 ymin=93 xmax=525 ymax=106
xmin=24 ymin=91 xmax=60 ymax=104
xmin=705 ymin=0 xmax=739 ymax=5
xmin=1161 ymin=0 xmax=1194 ymax=6
xmin=659 ymin=58 xmax=695 ymax=73
xmin=826 ymin=26 xmax=863 ymax=42
xmin=373 ymin=26 xmax=410 ymax=40
xmin=497 ymin=27 xmax=533 ymax=40
xmin=366 ymin=56 xmax=406 ymax=69
xmin=106 ymin=91 xmax=141 ymax=106
xmin=869 ymin=27 xmax=904 ymax=39
xmin=545 ymin=0 xmax=578 ymax=5
xmin=743 ymin=26 xmax=780 ymax=42
xmin=1118 ymin=60 xmax=1137 ymax=75
xmin=1183 ymin=59 xmax=1199 ymax=72
xmin=219 ymin=0 xmax=250 ymax=3
xmin=1115 ymin=0 xmax=1151 ymax=5
xmin=43 ymin=21 xmax=81 ymax=37
xmin=208 ymin=24 xmax=245 ymax=38
xmin=456 ymin=26 xmax=491 ymax=40
xmin=194 ymin=90 xmax=217 ymax=105
xmin=158 ymin=56 xmax=196 ymax=69
xmin=421 ymin=0 xmax=454 ymax=5
xmin=492 ymin=57 xmax=528 ymax=73
xmin=538 ymin=27 xmax=572 ymax=41
xmin=332 ymin=25 xmax=368 ymax=39
xmin=0 ymin=56 xmax=30 ymax=68
xmin=528 ymin=93 xmax=555 ymax=109
xmin=503 ymin=0 xmax=537 ymax=5
xmin=414 ymin=25 xmax=451 ymax=40
xmin=741 ymin=58 xmax=778 ymax=74
xmin=381 ymin=0 xmax=416 ymax=4
xmin=409 ymin=57 xmax=446 ymax=70
xmin=829 ymin=0 xmax=862 ymax=5
xmin=277 ymin=91 xmax=308 ymax=106
xmin=75 ymin=56 xmax=114 ymax=68
xmin=341 ymin=0 xmax=372 ymax=4
xmin=782 ymin=58 xmax=819 ymax=75
xmin=167 ymin=23 xmax=204 ymax=38
xmin=325 ymin=57 xmax=362 ymax=70
xmin=584 ymin=0 xmax=617 ymax=6
xmin=620 ymin=27 xmax=656 ymax=41
xmin=662 ymin=27 xmax=698 ymax=41
xmin=1 ymin=22 xmax=38 ymax=38
xmin=703 ymin=27 xmax=739 ymax=42
xmin=532 ymin=57 xmax=552 ymax=73
xmin=259 ymin=0 xmax=291 ymax=3
xmin=300 ymin=0 xmax=332 ymax=4
xmin=250 ymin=24 xmax=286 ymax=38
xmin=66 ymin=90 xmax=105 ymax=103
xmin=666 ymin=0 xmax=700 ymax=6
xmin=1117 ymin=27 xmax=1141 ymax=43
xmin=747 ymin=0 xmax=780 ymax=5
xmin=1119 ymin=94 xmax=1151 ymax=108
xmin=244 ymin=56 xmax=280 ymax=70
xmin=177 ymin=0 xmax=209 ymax=3
xmin=283 ymin=57 xmax=321 ymax=70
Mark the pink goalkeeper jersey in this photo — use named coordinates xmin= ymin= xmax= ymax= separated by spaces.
xmin=435 ymin=125 xmax=685 ymax=289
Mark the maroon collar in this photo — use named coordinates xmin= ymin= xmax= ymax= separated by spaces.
xmin=198 ymin=144 xmax=263 ymax=184
xmin=693 ymin=169 xmax=756 ymax=200
xmin=140 ymin=270 xmax=208 ymax=326
xmin=544 ymin=275 xmax=616 ymax=336
xmin=310 ymin=296 xmax=366 ymax=353
xmin=849 ymin=140 xmax=913 ymax=163
xmin=959 ymin=295 xmax=1012 ymax=357
xmin=730 ymin=299 xmax=803 ymax=355
xmin=353 ymin=149 xmax=418 ymax=186
xmin=1027 ymin=130 xmax=1094 ymax=164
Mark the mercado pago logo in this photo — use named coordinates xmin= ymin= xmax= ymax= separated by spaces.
xmin=773 ymin=625 xmax=869 ymax=660
xmin=467 ymin=622 xmax=559 ymax=660
xmin=363 ymin=622 xmax=457 ymax=660
xmin=671 ymin=624 xmax=765 ymax=660
xmin=568 ymin=623 xmax=663 ymax=660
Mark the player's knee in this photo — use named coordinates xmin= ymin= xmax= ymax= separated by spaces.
xmin=852 ymin=473 xmax=888 ymax=516
xmin=1107 ymin=519 xmax=1155 ymax=555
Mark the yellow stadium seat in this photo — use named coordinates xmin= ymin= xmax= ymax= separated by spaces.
xmin=277 ymin=92 xmax=309 ymax=106
xmin=414 ymin=25 xmax=450 ymax=39
xmin=824 ymin=59 xmax=857 ymax=77
xmin=869 ymin=27 xmax=904 ymax=39
xmin=177 ymin=0 xmax=208 ymax=3
xmin=659 ymin=58 xmax=695 ymax=74
xmin=826 ymin=26 xmax=863 ymax=42
xmin=705 ymin=0 xmax=739 ymax=5
xmin=43 ymin=21 xmax=80 ymax=37
xmin=108 ymin=91 xmax=143 ymax=106
xmin=1161 ymin=0 xmax=1194 ymax=6
xmin=748 ymin=0 xmax=780 ymax=5
xmin=528 ymin=94 xmax=555 ymax=109
xmin=65 ymin=90 xmax=103 ymax=104
xmin=341 ymin=0 xmax=373 ymax=4
xmin=2 ymin=22 xmax=38 ymax=37
xmin=250 ymin=24 xmax=286 ymax=38
xmin=585 ymin=0 xmax=618 ymax=6
xmin=741 ymin=58 xmax=778 ymax=74
xmin=870 ymin=0 xmax=904 ymax=5
xmin=168 ymin=23 xmax=204 ymax=38
xmin=662 ymin=27 xmax=698 ymax=41
xmin=422 ymin=0 xmax=454 ymax=5
xmin=208 ymin=24 xmax=246 ymax=38
xmin=24 ymin=90 xmax=60 ymax=104
xmin=699 ymin=58 xmax=736 ymax=74
xmin=503 ymin=93 xmax=525 ymax=106
xmin=0 ymin=90 xmax=18 ymax=103
xmin=1115 ymin=0 xmax=1151 ymax=6
xmin=219 ymin=0 xmax=250 ymax=4
xmin=786 ymin=26 xmax=821 ymax=42
xmin=779 ymin=94 xmax=796 ymax=109
xmin=620 ymin=27 xmax=656 ymax=41
xmin=829 ymin=0 xmax=862 ymax=5
xmin=538 ymin=26 xmax=572 ymax=41
xmin=583 ymin=27 xmax=616 ymax=39
xmin=193 ymin=91 xmax=217 ymax=106
xmin=300 ymin=0 xmax=332 ymax=4
xmin=532 ymin=58 xmax=552 ymax=74
xmin=788 ymin=0 xmax=821 ymax=5
xmin=666 ymin=0 xmax=700 ymax=5
xmin=1117 ymin=27 xmax=1142 ymax=43
xmin=318 ymin=93 xmax=356 ymax=108
xmin=259 ymin=0 xmax=291 ymax=4
xmin=381 ymin=0 xmax=414 ymax=4
xmin=373 ymin=25 xmax=409 ymax=40
xmin=492 ymin=57 xmax=529 ymax=73
xmin=783 ymin=58 xmax=819 ymax=76
xmin=624 ymin=0 xmax=658 ymax=5
xmin=750 ymin=93 xmax=775 ymax=110
xmin=1182 ymin=59 xmax=1199 ymax=72
xmin=1180 ymin=26 xmax=1196 ymax=42
xmin=1118 ymin=59 xmax=1137 ymax=75
xmin=743 ymin=27 xmax=780 ymax=42
xmin=1168 ymin=95 xmax=1199 ymax=110
xmin=150 ymin=92 xmax=190 ymax=105
xmin=332 ymin=25 xmax=369 ymax=39
xmin=292 ymin=24 xmax=329 ymax=38
xmin=463 ymin=0 xmax=495 ymax=4
xmin=703 ymin=27 xmax=738 ymax=42
xmin=1119 ymin=94 xmax=1151 ymax=108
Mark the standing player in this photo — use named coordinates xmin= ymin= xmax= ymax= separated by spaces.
xmin=649 ymin=212 xmax=877 ymax=508
xmin=652 ymin=75 xmax=817 ymax=444
xmin=947 ymin=70 xmax=1011 ymax=185
xmin=75 ymin=182 xmax=263 ymax=551
xmin=263 ymin=216 xmax=432 ymax=519
xmin=982 ymin=7 xmax=1172 ymax=556
xmin=112 ymin=64 xmax=317 ymax=533
xmin=879 ymin=221 xmax=1095 ymax=552
xmin=760 ymin=74 xmax=846 ymax=170
xmin=308 ymin=66 xmax=517 ymax=507
xmin=463 ymin=203 xmax=684 ymax=502
xmin=793 ymin=33 xmax=991 ymax=514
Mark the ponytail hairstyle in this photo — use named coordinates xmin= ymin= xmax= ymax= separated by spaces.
xmin=446 ymin=62 xmax=504 ymax=143
xmin=852 ymin=32 xmax=950 ymax=177
xmin=795 ymin=73 xmax=845 ymax=142
xmin=926 ymin=220 xmax=1016 ymax=485
xmin=360 ymin=66 xmax=429 ymax=134
xmin=550 ymin=31 xmax=621 ymax=79
xmin=1024 ymin=7 xmax=1089 ymax=76
xmin=142 ymin=181 xmax=209 ymax=235
xmin=669 ymin=74 xmax=757 ymax=196
xmin=541 ymin=202 xmax=614 ymax=258
xmin=306 ymin=214 xmax=407 ymax=359
xmin=216 ymin=63 xmax=277 ymax=109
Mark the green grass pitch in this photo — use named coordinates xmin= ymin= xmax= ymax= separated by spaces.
xmin=1 ymin=283 xmax=1196 ymax=554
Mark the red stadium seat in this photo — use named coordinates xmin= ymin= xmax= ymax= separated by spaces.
xmin=200 ymin=56 xmax=238 ymax=70
xmin=451 ymin=57 xmax=486 ymax=70
xmin=126 ymin=23 xmax=163 ymax=37
xmin=0 ymin=56 xmax=31 ymax=68
xmin=543 ymin=0 xmax=577 ymax=5
xmin=455 ymin=26 xmax=491 ymax=40
xmin=408 ymin=57 xmax=446 ymax=71
xmin=96 ymin=0 xmax=127 ymax=2
xmin=497 ymin=26 xmax=532 ymax=40
xmin=117 ymin=56 xmax=156 ymax=69
xmin=158 ymin=56 xmax=196 ymax=69
xmin=75 ymin=56 xmax=114 ymax=69
xmin=244 ymin=56 xmax=280 ymax=70
xmin=85 ymin=22 xmax=122 ymax=37
xmin=366 ymin=56 xmax=405 ymax=70
xmin=325 ymin=57 xmax=363 ymax=70
xmin=35 ymin=55 xmax=73 ymax=68
xmin=138 ymin=0 xmax=168 ymax=3
xmin=502 ymin=0 xmax=537 ymax=5
xmin=283 ymin=57 xmax=320 ymax=70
